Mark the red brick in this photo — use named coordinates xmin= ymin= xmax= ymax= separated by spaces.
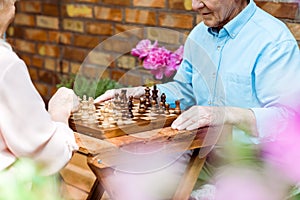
xmin=65 ymin=4 xmax=93 ymax=18
xmin=87 ymin=51 xmax=114 ymax=67
xmin=63 ymin=19 xmax=84 ymax=33
xmin=169 ymin=0 xmax=186 ymax=10
xmin=82 ymin=66 xmax=102 ymax=78
xmin=102 ymin=38 xmax=134 ymax=53
xmin=97 ymin=70 xmax=111 ymax=80
xmin=48 ymin=32 xmax=73 ymax=45
xmin=28 ymin=68 xmax=38 ymax=81
xmin=15 ymin=39 xmax=36 ymax=54
xmin=19 ymin=54 xmax=31 ymax=66
xmin=64 ymin=47 xmax=88 ymax=62
xmin=146 ymin=28 xmax=181 ymax=45
xmin=74 ymin=0 xmax=98 ymax=2
xmin=14 ymin=13 xmax=35 ymax=26
xmin=101 ymin=0 xmax=130 ymax=6
xmin=19 ymin=1 xmax=41 ymax=13
xmin=24 ymin=28 xmax=48 ymax=42
xmin=70 ymin=62 xmax=81 ymax=74
xmin=256 ymin=1 xmax=298 ymax=20
xmin=133 ymin=0 xmax=165 ymax=8
xmin=36 ymin=15 xmax=59 ymax=29
xmin=125 ymin=9 xmax=156 ymax=25
xmin=44 ymin=58 xmax=57 ymax=71
xmin=111 ymin=69 xmax=126 ymax=83
xmin=115 ymin=24 xmax=144 ymax=39
xmin=86 ymin=22 xmax=113 ymax=35
xmin=34 ymin=82 xmax=49 ymax=97
xmin=122 ymin=72 xmax=143 ymax=87
xmin=43 ymin=3 xmax=59 ymax=17
xmin=286 ymin=22 xmax=300 ymax=41
xmin=159 ymin=12 xmax=194 ymax=29
xmin=61 ymin=60 xmax=70 ymax=74
xmin=74 ymin=34 xmax=101 ymax=48
xmin=38 ymin=70 xmax=55 ymax=85
xmin=38 ymin=44 xmax=60 ymax=58
xmin=116 ymin=55 xmax=136 ymax=70
xmin=94 ymin=6 xmax=123 ymax=22
xmin=32 ymin=56 xmax=44 ymax=68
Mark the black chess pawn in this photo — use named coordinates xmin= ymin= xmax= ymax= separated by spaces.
xmin=160 ymin=93 xmax=166 ymax=109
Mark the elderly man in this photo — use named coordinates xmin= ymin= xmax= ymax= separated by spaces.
xmin=96 ymin=0 xmax=300 ymax=199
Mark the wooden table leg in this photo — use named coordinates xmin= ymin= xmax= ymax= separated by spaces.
xmin=173 ymin=148 xmax=207 ymax=200
xmin=86 ymin=179 xmax=105 ymax=200
xmin=87 ymin=156 xmax=115 ymax=200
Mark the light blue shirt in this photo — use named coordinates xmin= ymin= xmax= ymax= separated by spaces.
xmin=158 ymin=0 xmax=300 ymax=142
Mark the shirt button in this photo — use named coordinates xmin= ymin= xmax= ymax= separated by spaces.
xmin=208 ymin=101 xmax=211 ymax=105
xmin=217 ymin=46 xmax=221 ymax=51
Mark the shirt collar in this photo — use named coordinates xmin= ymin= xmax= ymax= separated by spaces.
xmin=208 ymin=0 xmax=257 ymax=38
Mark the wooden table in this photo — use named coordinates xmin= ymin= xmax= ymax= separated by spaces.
xmin=75 ymin=126 xmax=225 ymax=200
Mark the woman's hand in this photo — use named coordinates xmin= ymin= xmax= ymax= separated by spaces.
xmin=48 ymin=87 xmax=79 ymax=124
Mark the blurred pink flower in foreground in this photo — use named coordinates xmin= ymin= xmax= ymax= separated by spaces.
xmin=262 ymin=117 xmax=300 ymax=183
xmin=214 ymin=166 xmax=284 ymax=200
xmin=131 ymin=39 xmax=184 ymax=80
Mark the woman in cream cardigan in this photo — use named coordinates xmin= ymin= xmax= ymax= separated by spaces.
xmin=0 ymin=0 xmax=78 ymax=175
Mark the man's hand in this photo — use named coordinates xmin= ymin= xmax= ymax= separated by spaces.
xmin=94 ymin=86 xmax=145 ymax=103
xmin=172 ymin=106 xmax=258 ymax=137
xmin=171 ymin=106 xmax=225 ymax=130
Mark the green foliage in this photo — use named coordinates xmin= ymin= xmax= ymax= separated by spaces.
xmin=56 ymin=74 xmax=75 ymax=89
xmin=0 ymin=159 xmax=63 ymax=200
xmin=57 ymin=74 xmax=123 ymax=98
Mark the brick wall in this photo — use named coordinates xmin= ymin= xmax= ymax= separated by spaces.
xmin=6 ymin=0 xmax=300 ymax=101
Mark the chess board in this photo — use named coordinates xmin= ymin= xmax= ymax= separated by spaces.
xmin=69 ymin=87 xmax=181 ymax=140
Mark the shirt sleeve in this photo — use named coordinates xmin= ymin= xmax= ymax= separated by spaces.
xmin=157 ymin=37 xmax=197 ymax=110
xmin=251 ymin=40 xmax=300 ymax=139
xmin=0 ymin=54 xmax=78 ymax=175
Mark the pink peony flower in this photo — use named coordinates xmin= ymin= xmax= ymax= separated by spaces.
xmin=143 ymin=47 xmax=170 ymax=69
xmin=132 ymin=40 xmax=184 ymax=80
xmin=131 ymin=39 xmax=158 ymax=59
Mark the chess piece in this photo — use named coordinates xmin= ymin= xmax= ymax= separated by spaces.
xmin=87 ymin=97 xmax=97 ymax=124
xmin=138 ymin=97 xmax=146 ymax=114
xmin=151 ymin=99 xmax=157 ymax=113
xmin=128 ymin=96 xmax=134 ymax=118
xmin=120 ymin=89 xmax=128 ymax=104
xmin=165 ymin=103 xmax=170 ymax=115
xmin=114 ymin=92 xmax=120 ymax=107
xmin=158 ymin=102 xmax=165 ymax=114
xmin=144 ymin=87 xmax=151 ymax=108
xmin=81 ymin=95 xmax=89 ymax=121
xmin=152 ymin=84 xmax=158 ymax=104
xmin=160 ymin=93 xmax=166 ymax=109
xmin=174 ymin=100 xmax=181 ymax=115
